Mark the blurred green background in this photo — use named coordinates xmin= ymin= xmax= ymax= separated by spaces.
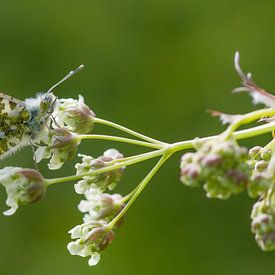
xmin=0 ymin=0 xmax=275 ymax=274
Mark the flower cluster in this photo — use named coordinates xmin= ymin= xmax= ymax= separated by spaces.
xmin=78 ymin=188 xmax=124 ymax=223
xmin=35 ymin=128 xmax=79 ymax=170
xmin=247 ymin=146 xmax=273 ymax=198
xmin=180 ymin=138 xmax=250 ymax=199
xmin=0 ymin=167 xmax=46 ymax=215
xmin=251 ymin=194 xmax=275 ymax=251
xmin=53 ymin=95 xmax=95 ymax=134
xmin=67 ymin=221 xmax=114 ymax=266
xmin=67 ymin=148 xmax=125 ymax=266
xmin=35 ymin=95 xmax=95 ymax=170
xmin=74 ymin=149 xmax=124 ymax=194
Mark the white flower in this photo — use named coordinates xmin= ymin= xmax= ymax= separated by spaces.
xmin=88 ymin=252 xmax=101 ymax=266
xmin=78 ymin=188 xmax=123 ymax=222
xmin=53 ymin=95 xmax=95 ymax=134
xmin=35 ymin=128 xmax=80 ymax=170
xmin=74 ymin=149 xmax=124 ymax=193
xmin=67 ymin=221 xmax=114 ymax=267
xmin=0 ymin=167 xmax=45 ymax=215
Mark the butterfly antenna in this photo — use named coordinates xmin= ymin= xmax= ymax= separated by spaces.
xmin=46 ymin=64 xmax=84 ymax=95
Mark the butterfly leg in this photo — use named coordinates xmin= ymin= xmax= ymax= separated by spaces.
xmin=50 ymin=114 xmax=61 ymax=128
xmin=30 ymin=140 xmax=40 ymax=171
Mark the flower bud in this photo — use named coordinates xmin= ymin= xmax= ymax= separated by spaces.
xmin=255 ymin=160 xmax=268 ymax=171
xmin=180 ymin=163 xmax=201 ymax=187
xmin=247 ymin=145 xmax=274 ymax=198
xmin=54 ymin=95 xmax=95 ymax=134
xmin=248 ymin=146 xmax=262 ymax=158
xmin=251 ymin=197 xmax=275 ymax=251
xmin=247 ymin=171 xmax=271 ymax=198
xmin=0 ymin=167 xmax=46 ymax=215
xmin=261 ymin=149 xmax=272 ymax=161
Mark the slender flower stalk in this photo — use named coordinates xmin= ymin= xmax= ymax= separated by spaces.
xmin=107 ymin=153 xmax=172 ymax=229
xmin=94 ymin=117 xmax=166 ymax=144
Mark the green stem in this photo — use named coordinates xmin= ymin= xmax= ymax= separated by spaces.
xmin=46 ymin=121 xmax=275 ymax=186
xmin=77 ymin=134 xmax=164 ymax=149
xmin=94 ymin=117 xmax=166 ymax=145
xmin=107 ymin=153 xmax=172 ymax=229
xmin=171 ymin=121 xmax=275 ymax=152
xmin=223 ymin=108 xmax=275 ymax=138
xmin=45 ymin=148 xmax=166 ymax=186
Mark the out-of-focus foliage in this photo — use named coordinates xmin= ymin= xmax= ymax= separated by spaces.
xmin=0 ymin=0 xmax=275 ymax=274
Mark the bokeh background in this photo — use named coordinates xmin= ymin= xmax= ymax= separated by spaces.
xmin=0 ymin=0 xmax=275 ymax=274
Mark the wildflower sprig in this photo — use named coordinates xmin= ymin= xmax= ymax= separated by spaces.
xmin=1 ymin=52 xmax=275 ymax=267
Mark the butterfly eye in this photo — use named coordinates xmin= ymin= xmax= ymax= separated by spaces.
xmin=20 ymin=109 xmax=30 ymax=122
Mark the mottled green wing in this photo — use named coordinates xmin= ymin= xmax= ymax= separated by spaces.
xmin=0 ymin=92 xmax=30 ymax=158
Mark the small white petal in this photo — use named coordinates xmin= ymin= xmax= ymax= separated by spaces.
xmin=69 ymin=225 xmax=83 ymax=239
xmin=3 ymin=206 xmax=17 ymax=216
xmin=67 ymin=241 xmax=82 ymax=255
xmin=88 ymin=253 xmax=100 ymax=266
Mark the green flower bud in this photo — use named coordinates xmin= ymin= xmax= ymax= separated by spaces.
xmin=251 ymin=197 xmax=275 ymax=251
xmin=248 ymin=146 xmax=263 ymax=158
xmin=248 ymin=172 xmax=271 ymax=198
xmin=261 ymin=148 xmax=272 ymax=161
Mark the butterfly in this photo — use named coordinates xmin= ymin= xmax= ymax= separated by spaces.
xmin=0 ymin=65 xmax=84 ymax=160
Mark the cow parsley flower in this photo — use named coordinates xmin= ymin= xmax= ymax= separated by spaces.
xmin=53 ymin=95 xmax=95 ymax=134
xmin=78 ymin=188 xmax=124 ymax=223
xmin=0 ymin=167 xmax=46 ymax=215
xmin=67 ymin=221 xmax=114 ymax=266
xmin=35 ymin=128 xmax=80 ymax=170
xmin=74 ymin=149 xmax=124 ymax=194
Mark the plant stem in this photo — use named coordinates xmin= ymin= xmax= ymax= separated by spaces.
xmin=46 ymin=121 xmax=275 ymax=186
xmin=223 ymin=108 xmax=275 ymax=138
xmin=77 ymin=134 xmax=164 ymax=149
xmin=107 ymin=153 xmax=172 ymax=229
xmin=94 ymin=117 xmax=166 ymax=145
xmin=45 ymin=148 xmax=166 ymax=186
xmin=171 ymin=121 xmax=275 ymax=152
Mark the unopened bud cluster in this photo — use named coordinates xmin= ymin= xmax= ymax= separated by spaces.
xmin=247 ymin=146 xmax=273 ymax=198
xmin=251 ymin=194 xmax=275 ymax=251
xmin=180 ymin=138 xmax=250 ymax=199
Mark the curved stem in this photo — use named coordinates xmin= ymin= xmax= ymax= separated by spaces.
xmin=107 ymin=153 xmax=172 ymax=229
xmin=94 ymin=117 xmax=166 ymax=145
xmin=223 ymin=108 xmax=275 ymax=138
xmin=77 ymin=134 xmax=164 ymax=149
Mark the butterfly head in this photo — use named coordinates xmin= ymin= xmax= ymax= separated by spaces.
xmin=40 ymin=64 xmax=84 ymax=116
xmin=40 ymin=92 xmax=57 ymax=115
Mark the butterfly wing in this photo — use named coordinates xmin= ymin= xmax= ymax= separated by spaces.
xmin=0 ymin=93 xmax=30 ymax=159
